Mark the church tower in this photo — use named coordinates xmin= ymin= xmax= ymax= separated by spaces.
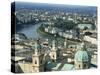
xmin=32 ymin=40 xmax=44 ymax=72
xmin=50 ymin=40 xmax=57 ymax=62
xmin=74 ymin=42 xmax=91 ymax=70
xmin=64 ymin=38 xmax=67 ymax=48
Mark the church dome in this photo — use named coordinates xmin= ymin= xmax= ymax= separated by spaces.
xmin=75 ymin=50 xmax=89 ymax=62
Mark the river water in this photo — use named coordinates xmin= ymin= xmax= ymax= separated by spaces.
xmin=16 ymin=23 xmax=42 ymax=39
xmin=16 ymin=22 xmax=64 ymax=45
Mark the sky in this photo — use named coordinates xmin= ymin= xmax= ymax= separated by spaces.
xmin=11 ymin=0 xmax=98 ymax=6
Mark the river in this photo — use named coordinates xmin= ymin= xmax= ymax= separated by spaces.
xmin=16 ymin=23 xmax=42 ymax=39
xmin=16 ymin=22 xmax=55 ymax=40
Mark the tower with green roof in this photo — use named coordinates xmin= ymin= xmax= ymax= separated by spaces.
xmin=50 ymin=40 xmax=57 ymax=62
xmin=32 ymin=39 xmax=45 ymax=72
xmin=74 ymin=42 xmax=91 ymax=69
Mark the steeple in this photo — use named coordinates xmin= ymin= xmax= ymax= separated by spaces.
xmin=80 ymin=41 xmax=86 ymax=51
xmin=50 ymin=39 xmax=57 ymax=62
xmin=64 ymin=38 xmax=67 ymax=48
xmin=33 ymin=39 xmax=41 ymax=55
xmin=52 ymin=40 xmax=56 ymax=50
xmin=32 ymin=39 xmax=45 ymax=72
xmin=34 ymin=42 xmax=38 ymax=55
xmin=76 ymin=41 xmax=86 ymax=51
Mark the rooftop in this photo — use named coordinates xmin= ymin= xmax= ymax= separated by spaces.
xmin=46 ymin=62 xmax=74 ymax=71
xmin=11 ymin=56 xmax=25 ymax=62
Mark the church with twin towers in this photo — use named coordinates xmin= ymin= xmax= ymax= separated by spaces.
xmin=32 ymin=38 xmax=91 ymax=72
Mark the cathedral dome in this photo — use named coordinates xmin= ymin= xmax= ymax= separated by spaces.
xmin=75 ymin=50 xmax=89 ymax=62
xmin=74 ymin=42 xmax=91 ymax=62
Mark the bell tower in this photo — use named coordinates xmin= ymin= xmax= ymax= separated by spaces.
xmin=32 ymin=40 xmax=44 ymax=72
xmin=64 ymin=38 xmax=67 ymax=48
xmin=50 ymin=40 xmax=57 ymax=62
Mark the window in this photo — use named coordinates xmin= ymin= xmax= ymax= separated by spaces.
xmin=35 ymin=60 xmax=37 ymax=64
xmin=84 ymin=64 xmax=87 ymax=68
xmin=40 ymin=60 xmax=42 ymax=64
xmin=79 ymin=64 xmax=80 ymax=69
xmin=52 ymin=60 xmax=55 ymax=62
xmin=53 ymin=55 xmax=54 ymax=58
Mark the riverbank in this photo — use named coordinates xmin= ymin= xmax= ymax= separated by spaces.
xmin=37 ymin=24 xmax=81 ymax=45
xmin=37 ymin=25 xmax=55 ymax=37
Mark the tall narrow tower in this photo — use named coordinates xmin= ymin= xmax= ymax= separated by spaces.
xmin=64 ymin=38 xmax=67 ymax=48
xmin=50 ymin=40 xmax=57 ymax=62
xmin=32 ymin=40 xmax=44 ymax=72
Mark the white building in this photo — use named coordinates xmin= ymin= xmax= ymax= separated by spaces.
xmin=84 ymin=36 xmax=97 ymax=45
xmin=63 ymin=32 xmax=73 ymax=39
xmin=77 ymin=24 xmax=93 ymax=30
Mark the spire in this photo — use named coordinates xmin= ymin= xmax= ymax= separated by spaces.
xmin=64 ymin=38 xmax=67 ymax=48
xmin=34 ymin=42 xmax=38 ymax=55
xmin=80 ymin=41 xmax=86 ymax=51
xmin=34 ymin=39 xmax=41 ymax=55
xmin=52 ymin=40 xmax=56 ymax=50
xmin=76 ymin=41 xmax=85 ymax=51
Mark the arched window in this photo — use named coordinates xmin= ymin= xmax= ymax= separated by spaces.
xmin=53 ymin=55 xmax=54 ymax=58
xmin=84 ymin=64 xmax=87 ymax=68
xmin=52 ymin=60 xmax=55 ymax=62
xmin=79 ymin=64 xmax=80 ymax=69
xmin=40 ymin=60 xmax=42 ymax=64
xmin=35 ymin=60 xmax=37 ymax=64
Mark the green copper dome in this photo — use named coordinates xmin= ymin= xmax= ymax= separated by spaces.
xmin=75 ymin=50 xmax=89 ymax=62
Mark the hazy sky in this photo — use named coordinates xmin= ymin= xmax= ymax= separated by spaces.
xmin=11 ymin=0 xmax=98 ymax=6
